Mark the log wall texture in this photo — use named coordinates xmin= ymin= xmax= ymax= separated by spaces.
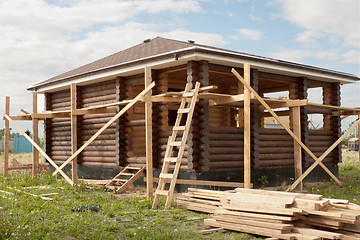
xmin=208 ymin=126 xmax=244 ymax=169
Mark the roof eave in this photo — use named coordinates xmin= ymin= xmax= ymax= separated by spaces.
xmin=28 ymin=46 xmax=359 ymax=92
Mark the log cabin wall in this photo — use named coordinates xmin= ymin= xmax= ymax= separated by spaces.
xmin=75 ymin=80 xmax=117 ymax=168
xmin=45 ymin=90 xmax=72 ymax=165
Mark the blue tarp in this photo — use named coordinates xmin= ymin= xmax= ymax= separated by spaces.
xmin=13 ymin=135 xmax=32 ymax=153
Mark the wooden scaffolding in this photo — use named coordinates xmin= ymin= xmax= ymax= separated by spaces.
xmin=3 ymin=64 xmax=360 ymax=202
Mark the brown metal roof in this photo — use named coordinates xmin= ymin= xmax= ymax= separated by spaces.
xmin=29 ymin=37 xmax=359 ymax=90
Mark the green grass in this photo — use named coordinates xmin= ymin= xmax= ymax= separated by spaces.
xmin=1 ymin=152 xmax=359 ymax=239
xmin=0 ymin=172 xmax=256 ymax=240
xmin=304 ymin=151 xmax=360 ymax=204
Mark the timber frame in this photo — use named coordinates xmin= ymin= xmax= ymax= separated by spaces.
xmin=4 ymin=37 xmax=360 ymax=197
xmin=4 ymin=64 xmax=360 ymax=194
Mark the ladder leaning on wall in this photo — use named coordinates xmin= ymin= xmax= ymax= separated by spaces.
xmin=152 ymin=81 xmax=201 ymax=210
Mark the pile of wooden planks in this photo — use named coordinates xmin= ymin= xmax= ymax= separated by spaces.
xmin=176 ymin=188 xmax=360 ymax=239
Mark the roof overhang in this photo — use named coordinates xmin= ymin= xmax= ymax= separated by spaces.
xmin=29 ymin=46 xmax=359 ymax=93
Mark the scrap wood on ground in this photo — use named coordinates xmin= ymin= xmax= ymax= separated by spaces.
xmin=176 ymin=188 xmax=360 ymax=240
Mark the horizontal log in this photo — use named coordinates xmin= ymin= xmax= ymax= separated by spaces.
xmin=81 ymin=88 xmax=116 ymax=98
xmin=259 ymin=141 xmax=293 ymax=148
xmin=209 ymin=161 xmax=244 ymax=169
xmin=209 ymin=148 xmax=244 ymax=154
xmin=259 ymin=147 xmax=294 ymax=154
xmin=308 ymin=130 xmax=333 ymax=136
xmin=309 ymin=135 xmax=332 ymax=141
xmin=48 ymin=125 xmax=71 ymax=132
xmin=259 ymin=135 xmax=293 ymax=141
xmin=81 ymin=81 xmax=116 ymax=93
xmin=81 ymin=118 xmax=116 ymax=124
xmin=79 ymin=134 xmax=116 ymax=141
xmin=81 ymin=151 xmax=116 ymax=157
xmin=259 ymin=128 xmax=288 ymax=135
xmin=80 ymin=162 xmax=118 ymax=168
xmin=127 ymin=119 xmax=145 ymax=127
xmin=80 ymin=95 xmax=116 ymax=104
xmin=308 ymin=141 xmax=333 ymax=147
xmin=209 ymin=141 xmax=243 ymax=148
xmin=209 ymin=133 xmax=243 ymax=141
xmin=49 ymin=121 xmax=71 ymax=127
xmin=85 ymin=145 xmax=118 ymax=151
xmin=259 ymin=153 xmax=294 ymax=160
xmin=78 ymin=139 xmax=117 ymax=146
xmin=81 ymin=113 xmax=114 ymax=120
xmin=258 ymin=160 xmax=294 ymax=167
xmin=50 ymin=151 xmax=71 ymax=156
xmin=209 ymin=154 xmax=244 ymax=161
xmin=209 ymin=126 xmax=243 ymax=134
xmin=51 ymin=101 xmax=71 ymax=109
xmin=81 ymin=123 xmax=116 ymax=130
xmin=80 ymin=128 xmax=116 ymax=136
xmin=308 ymin=146 xmax=333 ymax=152
xmin=79 ymin=156 xmax=116 ymax=163
xmin=159 ymin=159 xmax=188 ymax=165
xmin=145 ymin=178 xmax=247 ymax=188
xmin=50 ymin=146 xmax=71 ymax=151
xmin=50 ymin=141 xmax=71 ymax=146
xmin=47 ymin=136 xmax=71 ymax=141
xmin=52 ymin=155 xmax=71 ymax=161
xmin=127 ymin=157 xmax=146 ymax=163
xmin=49 ymin=118 xmax=71 ymax=123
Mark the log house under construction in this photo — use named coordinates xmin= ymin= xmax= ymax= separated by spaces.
xmin=20 ymin=37 xmax=360 ymax=188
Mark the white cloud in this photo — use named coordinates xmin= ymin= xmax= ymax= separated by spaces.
xmin=270 ymin=48 xmax=311 ymax=63
xmin=250 ymin=14 xmax=262 ymax=21
xmin=235 ymin=28 xmax=262 ymax=41
xmin=276 ymin=0 xmax=360 ymax=48
xmin=0 ymin=0 xmax=228 ymax=134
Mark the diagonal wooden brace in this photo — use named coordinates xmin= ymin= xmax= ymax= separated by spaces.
xmin=231 ymin=68 xmax=342 ymax=189
xmin=4 ymin=114 xmax=74 ymax=186
xmin=288 ymin=118 xmax=360 ymax=191
xmin=53 ymin=81 xmax=155 ymax=176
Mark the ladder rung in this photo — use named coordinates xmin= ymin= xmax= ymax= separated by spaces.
xmin=113 ymin=179 xmax=128 ymax=182
xmin=173 ymin=126 xmax=186 ymax=131
xmin=155 ymin=189 xmax=170 ymax=196
xmin=168 ymin=141 xmax=181 ymax=147
xmin=178 ymin=108 xmax=190 ymax=114
xmin=164 ymin=157 xmax=178 ymax=163
xmin=182 ymin=92 xmax=194 ymax=97
xmin=159 ymin=173 xmax=174 ymax=179
xmin=125 ymin=167 xmax=141 ymax=170
xmin=120 ymin=173 xmax=134 ymax=176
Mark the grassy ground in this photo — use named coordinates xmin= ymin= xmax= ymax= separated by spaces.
xmin=0 ymin=151 xmax=359 ymax=239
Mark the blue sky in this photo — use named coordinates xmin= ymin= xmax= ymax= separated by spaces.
xmin=0 ymin=0 xmax=359 ymax=135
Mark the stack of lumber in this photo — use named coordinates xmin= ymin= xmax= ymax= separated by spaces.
xmin=176 ymin=188 xmax=360 ymax=239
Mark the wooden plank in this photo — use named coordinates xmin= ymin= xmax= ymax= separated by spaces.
xmin=243 ymin=63 xmax=251 ymax=189
xmin=214 ymin=209 xmax=297 ymax=222
xmin=287 ymin=118 xmax=360 ymax=191
xmin=231 ymin=68 xmax=342 ymax=190
xmin=70 ymin=84 xmax=78 ymax=186
xmin=53 ymin=82 xmax=155 ymax=176
xmin=144 ymin=67 xmax=153 ymax=199
xmin=3 ymin=114 xmax=74 ymax=186
xmin=32 ymin=92 xmax=39 ymax=178
xmin=4 ymin=96 xmax=10 ymax=177
xmin=223 ymin=192 xmax=295 ymax=209
xmin=291 ymin=106 xmax=302 ymax=191
xmin=116 ymin=167 xmax=145 ymax=194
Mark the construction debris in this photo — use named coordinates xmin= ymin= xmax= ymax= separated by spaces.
xmin=176 ymin=188 xmax=360 ymax=239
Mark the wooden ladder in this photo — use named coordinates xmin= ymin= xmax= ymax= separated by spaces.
xmin=106 ymin=166 xmax=145 ymax=193
xmin=152 ymin=82 xmax=201 ymax=210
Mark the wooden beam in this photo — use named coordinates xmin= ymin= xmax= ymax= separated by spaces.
xmin=291 ymin=106 xmax=302 ymax=191
xmin=4 ymin=114 xmax=74 ymax=185
xmin=144 ymin=177 xmax=251 ymax=188
xmin=32 ymin=92 xmax=39 ymax=178
xmin=244 ymin=63 xmax=251 ymax=189
xmin=53 ymin=82 xmax=156 ymax=176
xmin=231 ymin=68 xmax=342 ymax=190
xmin=145 ymin=67 xmax=153 ymax=199
xmin=288 ymin=118 xmax=360 ymax=191
xmin=21 ymin=109 xmax=30 ymax=114
xmin=4 ymin=96 xmax=10 ymax=177
xmin=70 ymin=83 xmax=78 ymax=187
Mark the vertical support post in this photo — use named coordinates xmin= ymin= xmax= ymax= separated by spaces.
xmin=244 ymin=63 xmax=251 ymax=189
xmin=70 ymin=83 xmax=78 ymax=187
xmin=291 ymin=106 xmax=302 ymax=190
xmin=32 ymin=92 xmax=39 ymax=178
xmin=358 ymin=115 xmax=360 ymax=160
xmin=4 ymin=96 xmax=10 ymax=177
xmin=145 ymin=67 xmax=153 ymax=199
